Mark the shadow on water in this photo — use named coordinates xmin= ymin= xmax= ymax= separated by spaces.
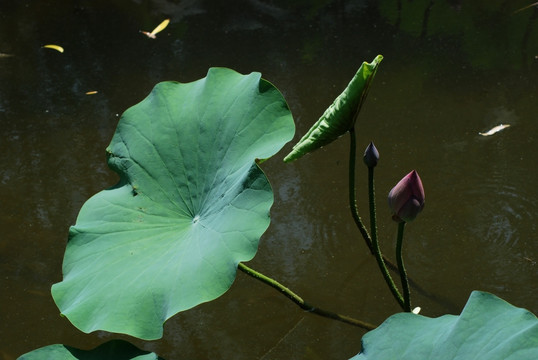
xmin=1 ymin=1 xmax=537 ymax=359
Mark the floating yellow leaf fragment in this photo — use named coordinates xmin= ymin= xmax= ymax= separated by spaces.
xmin=43 ymin=44 xmax=64 ymax=53
xmin=478 ymin=124 xmax=510 ymax=136
xmin=140 ymin=19 xmax=170 ymax=39
xmin=151 ymin=19 xmax=170 ymax=36
xmin=85 ymin=91 xmax=98 ymax=95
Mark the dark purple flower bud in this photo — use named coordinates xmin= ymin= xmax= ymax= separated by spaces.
xmin=388 ymin=170 xmax=425 ymax=222
xmin=363 ymin=142 xmax=379 ymax=168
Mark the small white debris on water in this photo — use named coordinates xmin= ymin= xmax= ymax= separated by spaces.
xmin=479 ymin=124 xmax=510 ymax=136
xmin=412 ymin=306 xmax=421 ymax=314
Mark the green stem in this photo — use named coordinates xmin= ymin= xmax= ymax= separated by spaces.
xmin=396 ymin=222 xmax=411 ymax=312
xmin=237 ymin=262 xmax=376 ymax=331
xmin=348 ymin=128 xmax=373 ymax=254
xmin=368 ymin=166 xmax=405 ymax=309
xmin=367 ymin=166 xmax=378 ymax=254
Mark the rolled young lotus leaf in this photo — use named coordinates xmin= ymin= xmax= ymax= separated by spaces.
xmin=284 ymin=55 xmax=383 ymax=162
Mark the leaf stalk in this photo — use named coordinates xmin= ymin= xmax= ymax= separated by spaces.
xmin=237 ymin=262 xmax=376 ymax=331
xmin=349 ymin=128 xmax=374 ymax=254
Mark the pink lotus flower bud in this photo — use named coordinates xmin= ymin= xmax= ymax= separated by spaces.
xmin=388 ymin=170 xmax=425 ymax=222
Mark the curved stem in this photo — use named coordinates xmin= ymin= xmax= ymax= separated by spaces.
xmin=348 ymin=128 xmax=373 ymax=254
xmin=396 ymin=222 xmax=411 ymax=312
xmin=368 ymin=166 xmax=405 ymax=309
xmin=238 ymin=262 xmax=376 ymax=331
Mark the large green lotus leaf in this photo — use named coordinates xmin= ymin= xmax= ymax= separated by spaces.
xmin=351 ymin=291 xmax=538 ymax=360
xmin=18 ymin=340 xmax=164 ymax=360
xmin=283 ymin=55 xmax=382 ymax=162
xmin=51 ymin=68 xmax=295 ymax=340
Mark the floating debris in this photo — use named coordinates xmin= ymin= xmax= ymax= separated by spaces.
xmin=85 ymin=91 xmax=98 ymax=95
xmin=42 ymin=44 xmax=64 ymax=53
xmin=0 ymin=53 xmax=14 ymax=58
xmin=140 ymin=19 xmax=170 ymax=39
xmin=478 ymin=124 xmax=510 ymax=136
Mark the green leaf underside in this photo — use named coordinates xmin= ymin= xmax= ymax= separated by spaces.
xmin=17 ymin=339 xmax=163 ymax=360
xmin=51 ymin=68 xmax=295 ymax=340
xmin=352 ymin=291 xmax=538 ymax=360
xmin=284 ymin=55 xmax=382 ymax=162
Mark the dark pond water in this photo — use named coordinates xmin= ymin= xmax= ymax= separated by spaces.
xmin=1 ymin=1 xmax=537 ymax=359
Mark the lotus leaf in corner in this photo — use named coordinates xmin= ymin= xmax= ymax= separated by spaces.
xmin=284 ymin=55 xmax=382 ymax=162
xmin=351 ymin=291 xmax=538 ymax=360
xmin=51 ymin=68 xmax=295 ymax=340
xmin=17 ymin=339 xmax=164 ymax=360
